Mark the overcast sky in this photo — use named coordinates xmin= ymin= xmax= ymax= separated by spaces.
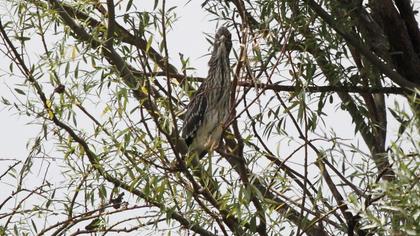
xmin=0 ymin=0 xmax=219 ymax=161
xmin=0 ymin=2 xmax=219 ymax=234
xmin=0 ymin=0 xmax=407 ymax=202
xmin=0 ymin=1 xmax=415 ymax=235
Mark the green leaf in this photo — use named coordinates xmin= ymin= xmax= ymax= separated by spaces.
xmin=46 ymin=199 xmax=52 ymax=209
xmin=388 ymin=108 xmax=404 ymax=123
xmin=126 ymin=0 xmax=133 ymax=11
xmin=14 ymin=224 xmax=18 ymax=235
xmin=85 ymin=218 xmax=104 ymax=230
xmin=1 ymin=97 xmax=11 ymax=105
xmin=99 ymin=185 xmax=107 ymax=200
xmin=64 ymin=62 xmax=70 ymax=78
xmin=14 ymin=88 xmax=25 ymax=95
xmin=146 ymin=35 xmax=153 ymax=53
xmin=14 ymin=36 xmax=31 ymax=42
xmin=74 ymin=62 xmax=79 ymax=78
xmin=398 ymin=120 xmax=408 ymax=137
xmin=250 ymin=215 xmax=257 ymax=232
xmin=31 ymin=219 xmax=37 ymax=233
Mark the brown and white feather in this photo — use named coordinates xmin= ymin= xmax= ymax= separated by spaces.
xmin=181 ymin=27 xmax=232 ymax=155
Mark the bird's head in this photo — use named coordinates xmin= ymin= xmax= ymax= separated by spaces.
xmin=215 ymin=27 xmax=232 ymax=52
xmin=210 ymin=27 xmax=232 ymax=64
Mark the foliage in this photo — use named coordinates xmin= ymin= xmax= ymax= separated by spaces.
xmin=0 ymin=0 xmax=419 ymax=235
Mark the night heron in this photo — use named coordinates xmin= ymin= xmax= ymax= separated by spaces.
xmin=181 ymin=27 xmax=232 ymax=157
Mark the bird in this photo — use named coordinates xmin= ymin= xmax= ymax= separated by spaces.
xmin=181 ymin=27 xmax=232 ymax=157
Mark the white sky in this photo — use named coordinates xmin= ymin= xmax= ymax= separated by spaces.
xmin=0 ymin=1 xmax=220 ymax=234
xmin=1 ymin=1 xmax=410 ymax=167
xmin=0 ymin=0 xmax=416 ymax=235
xmin=0 ymin=0 xmax=217 ymax=161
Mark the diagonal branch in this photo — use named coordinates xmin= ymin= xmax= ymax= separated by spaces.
xmin=45 ymin=1 xmax=247 ymax=233
xmin=306 ymin=0 xmax=419 ymax=89
xmin=0 ymin=17 xmax=217 ymax=236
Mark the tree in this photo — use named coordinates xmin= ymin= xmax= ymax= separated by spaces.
xmin=0 ymin=0 xmax=419 ymax=235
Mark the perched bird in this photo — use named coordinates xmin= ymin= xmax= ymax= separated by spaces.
xmin=181 ymin=27 xmax=232 ymax=157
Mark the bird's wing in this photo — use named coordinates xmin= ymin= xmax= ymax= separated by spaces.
xmin=181 ymin=86 xmax=207 ymax=146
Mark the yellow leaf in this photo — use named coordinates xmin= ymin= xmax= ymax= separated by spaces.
xmin=78 ymin=144 xmax=85 ymax=156
xmin=71 ymin=46 xmax=78 ymax=60
xmin=101 ymin=104 xmax=111 ymax=116
xmin=46 ymin=99 xmax=54 ymax=119
xmin=48 ymin=110 xmax=54 ymax=119
xmin=146 ymin=35 xmax=153 ymax=53
xmin=46 ymin=99 xmax=52 ymax=109
xmin=141 ymin=86 xmax=148 ymax=95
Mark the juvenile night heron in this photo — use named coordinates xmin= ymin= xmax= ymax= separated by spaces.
xmin=181 ymin=27 xmax=232 ymax=157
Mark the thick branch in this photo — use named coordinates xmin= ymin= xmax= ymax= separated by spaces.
xmin=306 ymin=0 xmax=419 ymax=88
xmin=0 ymin=16 xmax=217 ymax=236
xmin=30 ymin=0 xmax=178 ymax=75
xmin=394 ymin=0 xmax=420 ymax=55
xmin=132 ymin=71 xmax=407 ymax=94
xmin=238 ymin=81 xmax=407 ymax=94
xmin=370 ymin=0 xmax=420 ymax=85
xmin=46 ymin=1 xmax=247 ymax=233
xmin=0 ymin=3 xmax=216 ymax=235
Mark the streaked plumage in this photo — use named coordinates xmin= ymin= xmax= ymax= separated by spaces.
xmin=181 ymin=27 xmax=232 ymax=155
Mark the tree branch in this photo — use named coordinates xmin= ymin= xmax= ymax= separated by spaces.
xmin=306 ymin=0 xmax=420 ymax=88
xmin=238 ymin=81 xmax=407 ymax=94
xmin=0 ymin=12 xmax=217 ymax=236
